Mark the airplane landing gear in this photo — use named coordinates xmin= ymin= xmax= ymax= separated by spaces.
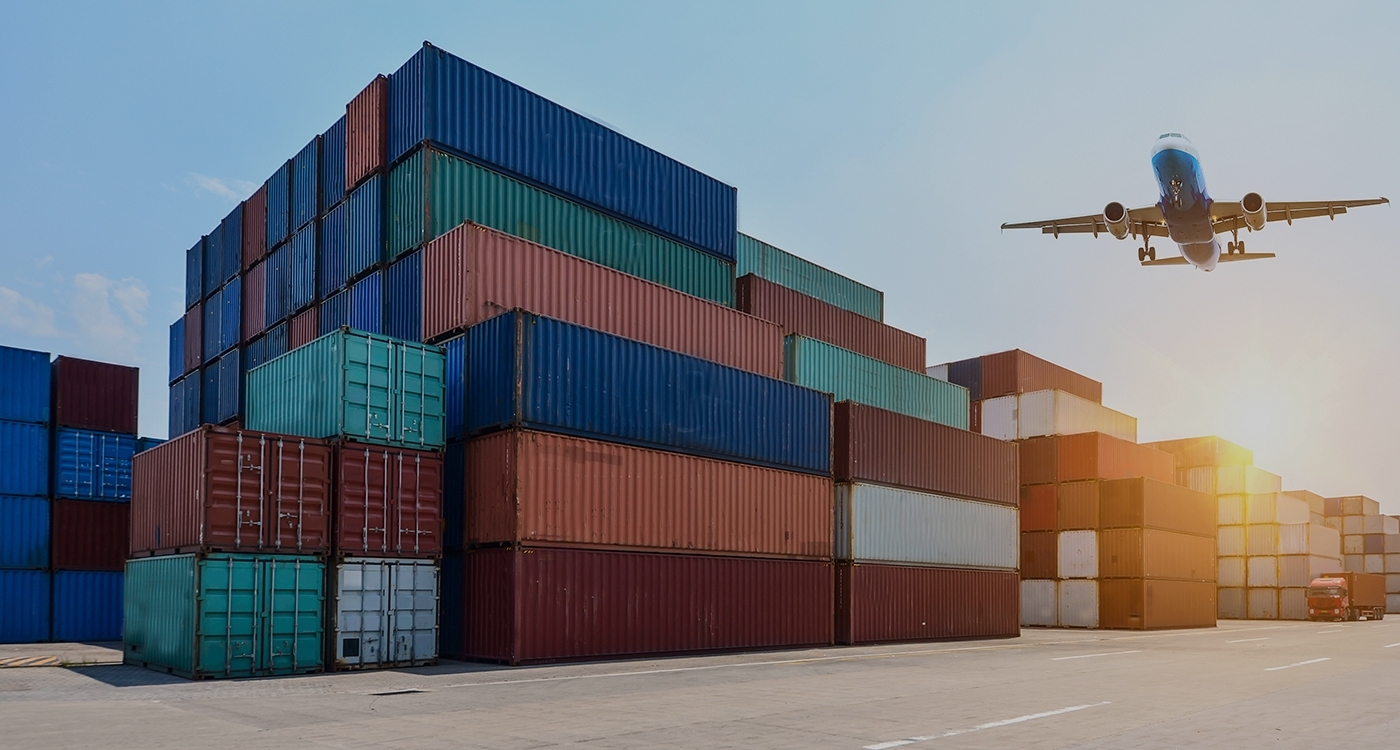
xmin=1226 ymin=230 xmax=1245 ymax=255
xmin=1138 ymin=244 xmax=1156 ymax=262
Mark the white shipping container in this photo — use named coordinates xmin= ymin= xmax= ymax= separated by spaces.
xmin=1365 ymin=554 xmax=1385 ymax=574
xmin=1322 ymin=517 xmax=1342 ymax=532
xmin=1387 ymin=554 xmax=1400 ymax=574
xmin=1021 ymin=579 xmax=1057 ymax=627
xmin=1246 ymin=494 xmax=1311 ymax=525
xmin=1058 ymin=580 xmax=1099 ymax=628
xmin=1339 ymin=497 xmax=1378 ymax=516
xmin=1278 ymin=524 xmax=1340 ymax=558
xmin=1279 ymin=588 xmax=1307 ymax=620
xmin=1343 ymin=535 xmax=1365 ymax=555
xmin=1363 ymin=514 xmax=1400 ymax=535
xmin=1389 ymin=593 xmax=1400 ymax=614
xmin=1218 ymin=465 xmax=1282 ymax=495
xmin=1387 ymin=534 xmax=1400 ymax=553
xmin=1247 ymin=525 xmax=1281 ymax=556
xmin=1310 ymin=511 xmax=1325 ymax=526
xmin=1342 ymin=516 xmax=1364 ymax=535
xmin=979 ymin=389 xmax=1136 ymax=442
xmin=1218 ymin=556 xmax=1246 ymax=587
xmin=331 ymin=557 xmax=438 ymax=670
xmin=1218 ymin=587 xmax=1247 ymax=619
xmin=1344 ymin=554 xmax=1364 ymax=572
xmin=1217 ymin=495 xmax=1245 ymax=525
xmin=925 ymin=364 xmax=949 ymax=381
xmin=1278 ymin=555 xmax=1338 ymax=587
xmin=1247 ymin=556 xmax=1279 ymax=587
xmin=1057 ymin=530 xmax=1099 ymax=579
xmin=1218 ymin=526 xmax=1247 ymax=557
xmin=1177 ymin=466 xmax=1216 ymax=495
xmin=835 ymin=483 xmax=1018 ymax=568
xmin=1247 ymin=587 xmax=1279 ymax=619
xmin=1387 ymin=573 xmax=1400 ymax=593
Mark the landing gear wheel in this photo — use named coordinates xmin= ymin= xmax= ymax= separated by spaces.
xmin=1138 ymin=246 xmax=1156 ymax=262
xmin=1148 ymin=247 xmax=1156 ymax=261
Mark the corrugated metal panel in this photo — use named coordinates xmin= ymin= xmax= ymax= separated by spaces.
xmin=347 ymin=75 xmax=387 ymax=191
xmin=290 ymin=307 xmax=318 ymax=350
xmin=1245 ymin=493 xmax=1310 ymax=525
xmin=242 ymin=184 xmax=267 ymax=271
xmin=1219 ymin=556 xmax=1246 ymax=587
xmin=319 ymin=290 xmax=350 ymax=336
xmin=245 ymin=328 xmax=445 ymax=449
xmin=1020 ymin=484 xmax=1056 ymax=531
xmin=1020 ymin=531 xmax=1057 ymax=578
xmin=464 ymin=429 xmax=832 ymax=558
xmin=167 ymin=376 xmax=199 ymax=439
xmin=1279 ymin=555 xmax=1338 ymax=587
xmin=292 ymin=137 xmax=319 ymax=232
xmin=1291 ymin=524 xmax=1340 ymax=558
xmin=1099 ymin=478 xmax=1215 ymax=537
xmin=130 ymin=426 xmax=331 ymax=556
xmin=319 ymin=201 xmax=349 ymax=298
xmin=52 ymin=571 xmax=123 ymax=641
xmin=330 ymin=557 xmax=437 ymax=669
xmin=203 ymin=228 xmax=222 ymax=298
xmin=736 ymin=274 xmax=918 ymax=369
xmin=266 ymin=161 xmax=292 ymax=249
xmin=980 ymin=350 xmax=1103 ymax=404
xmin=1219 ymin=465 xmax=1283 ymax=495
xmin=51 ymin=499 xmax=128 ymax=570
xmin=0 ymin=420 xmax=49 ymax=497
xmin=1056 ymin=480 xmax=1098 ymax=530
xmin=290 ymin=223 xmax=317 ymax=313
xmin=456 ymin=546 xmax=833 ymax=664
xmin=1247 ymin=587 xmax=1278 ymax=619
xmin=1218 ymin=525 xmax=1246 ymax=557
xmin=320 ymin=116 xmax=347 ymax=214
xmin=0 ymin=496 xmax=49 ymax=568
xmin=52 ymin=356 xmax=140 ymax=434
xmin=1098 ymin=529 xmax=1215 ymax=581
xmin=219 ymin=277 xmax=241 ymax=355
xmin=0 ymin=345 xmax=51 ymax=423
xmin=389 ymin=148 xmax=735 ymax=306
xmin=202 ymin=359 xmax=219 ymax=425
xmin=1058 ymin=530 xmax=1098 ymax=578
xmin=835 ymin=483 xmax=1016 ymax=568
xmin=185 ymin=238 xmax=203 ymax=309
xmin=334 ymin=443 xmax=442 ymax=556
xmin=217 ymin=348 xmax=242 ymax=424
xmin=0 ymin=570 xmax=50 ymax=643
xmin=1218 ymin=587 xmax=1247 ymax=618
xmin=439 ymin=550 xmax=462 ymax=657
xmin=388 ymin=44 xmax=737 ymax=262
xmin=1336 ymin=495 xmax=1381 ymax=516
xmin=980 ymin=390 xmax=1136 ymax=442
xmin=1058 ymin=580 xmax=1098 ymax=627
xmin=1099 ymin=579 xmax=1215 ymax=629
xmin=836 ymin=563 xmax=1018 ymax=644
xmin=349 ymin=270 xmax=384 ymax=334
xmin=1342 ymin=516 xmax=1363 ymax=535
xmin=52 ymin=428 xmax=135 ymax=501
xmin=202 ymin=286 xmax=222 ymax=362
xmin=443 ymin=336 xmax=465 ymax=440
xmin=1280 ymin=587 xmax=1308 ymax=620
xmin=347 ymin=174 xmax=384 ymax=281
xmin=168 ymin=318 xmax=184 ymax=384
xmin=1021 ymin=579 xmax=1057 ymax=626
xmin=242 ymin=261 xmax=266 ymax=342
xmin=1018 ymin=433 xmax=1175 ymax=485
xmin=1365 ymin=515 xmax=1399 ymax=534
xmin=735 ymin=234 xmax=882 ymax=321
xmin=1248 ymin=525 xmax=1284 ymax=556
xmin=1143 ymin=436 xmax=1253 ymax=469
xmin=1365 ymin=533 xmax=1386 ymax=554
xmin=386 ymin=249 xmax=422 ymax=342
xmin=221 ymin=204 xmax=243 ymax=285
xmin=264 ymin=243 xmax=291 ymax=325
xmin=925 ymin=364 xmax=948 ymax=380
xmin=1218 ymin=493 xmax=1245 ymax=525
xmin=442 ymin=441 xmax=464 ymax=551
xmin=464 ymin=311 xmax=831 ymax=475
xmin=944 ymin=357 xmax=982 ymax=401
xmin=784 ymin=335 xmax=967 ymax=428
xmin=183 ymin=303 xmax=202 ymax=374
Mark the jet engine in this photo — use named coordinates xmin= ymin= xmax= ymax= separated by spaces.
xmin=1242 ymin=192 xmax=1266 ymax=231
xmin=1103 ymin=201 xmax=1131 ymax=239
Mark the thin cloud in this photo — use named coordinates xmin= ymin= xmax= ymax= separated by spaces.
xmin=0 ymin=286 xmax=63 ymax=337
xmin=188 ymin=173 xmax=258 ymax=202
xmin=70 ymin=273 xmax=148 ymax=360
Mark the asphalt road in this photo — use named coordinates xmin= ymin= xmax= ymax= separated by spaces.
xmin=1 ymin=619 xmax=1397 ymax=749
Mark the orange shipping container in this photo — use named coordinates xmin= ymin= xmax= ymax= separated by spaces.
xmin=1020 ymin=485 xmax=1056 ymax=532
xmin=1142 ymin=435 xmax=1253 ymax=469
xmin=1098 ymin=528 xmax=1216 ymax=581
xmin=1098 ymin=579 xmax=1216 ymax=630
xmin=979 ymin=349 xmax=1102 ymax=403
xmin=1099 ymin=477 xmax=1215 ymax=537
xmin=1056 ymin=481 xmax=1099 ymax=530
xmin=1018 ymin=433 xmax=1175 ymax=485
xmin=1021 ymin=531 xmax=1057 ymax=579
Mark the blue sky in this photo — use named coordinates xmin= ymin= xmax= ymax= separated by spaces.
xmin=2 ymin=2 xmax=1397 ymax=510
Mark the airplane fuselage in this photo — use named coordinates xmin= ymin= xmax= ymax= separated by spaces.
xmin=1151 ymin=134 xmax=1220 ymax=270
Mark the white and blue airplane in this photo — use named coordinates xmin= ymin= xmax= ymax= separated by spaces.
xmin=1002 ymin=134 xmax=1388 ymax=271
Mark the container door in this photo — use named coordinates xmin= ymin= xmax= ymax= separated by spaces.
xmin=393 ymin=451 xmax=441 ymax=555
xmin=394 ymin=560 xmax=439 ymax=664
xmin=211 ymin=431 xmax=270 ymax=549
xmin=344 ymin=334 xmax=395 ymax=443
xmin=396 ymin=342 xmax=444 ymax=448
xmin=259 ymin=557 xmax=324 ymax=674
xmin=336 ymin=559 xmax=387 ymax=668
xmin=264 ymin=437 xmax=331 ymax=552
xmin=339 ymin=447 xmax=391 ymax=553
xmin=197 ymin=556 xmax=259 ymax=678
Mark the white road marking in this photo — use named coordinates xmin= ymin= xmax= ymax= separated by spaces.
xmin=1384 ymin=643 xmax=1400 ymax=648
xmin=1226 ymin=637 xmax=1269 ymax=643
xmin=863 ymin=701 xmax=1112 ymax=749
xmin=1265 ymin=657 xmax=1330 ymax=671
xmin=1051 ymin=650 xmax=1141 ymax=661
xmin=1317 ymin=629 xmax=1343 ymax=634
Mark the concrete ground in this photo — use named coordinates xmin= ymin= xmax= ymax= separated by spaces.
xmin=1 ymin=619 xmax=1397 ymax=749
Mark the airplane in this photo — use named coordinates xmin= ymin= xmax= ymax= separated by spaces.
xmin=1001 ymin=134 xmax=1388 ymax=271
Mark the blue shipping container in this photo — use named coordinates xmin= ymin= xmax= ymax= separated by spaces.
xmin=264 ymin=243 xmax=291 ymax=326
xmin=387 ymin=43 xmax=737 ymax=263
xmin=321 ymin=115 xmax=347 ymax=214
xmin=0 ymin=420 xmax=49 ymax=497
xmin=385 ymin=249 xmax=421 ymax=343
xmin=442 ymin=442 xmax=463 ymax=550
xmin=168 ymin=317 xmax=184 ymax=384
xmin=185 ymin=238 xmax=203 ymax=309
xmin=349 ymin=271 xmax=383 ymax=334
xmin=136 ymin=437 xmax=165 ymax=454
xmin=346 ymin=174 xmax=383 ymax=281
xmin=439 ymin=550 xmax=462 ymax=658
xmin=443 ymin=336 xmax=465 ymax=440
xmin=220 ymin=276 xmax=241 ymax=356
xmin=464 ymin=311 xmax=832 ymax=474
xmin=202 ymin=364 xmax=219 ymax=427
xmin=290 ymin=223 xmax=317 ymax=313
xmin=0 ymin=345 xmax=50 ymax=424
xmin=52 ymin=428 xmax=135 ymax=502
xmin=169 ymin=375 xmax=201 ymax=438
xmin=221 ymin=203 xmax=244 ymax=284
xmin=217 ymin=348 xmax=243 ymax=424
xmin=0 ymin=570 xmax=50 ymax=643
xmin=319 ymin=201 xmax=349 ymax=298
xmin=292 ymin=136 xmax=319 ymax=232
xmin=0 ymin=496 xmax=49 ymax=569
xmin=266 ymin=161 xmax=292 ymax=249
xmin=52 ymin=571 xmax=123 ymax=642
xmin=247 ymin=324 xmax=288 ymax=373
xmin=202 ymin=285 xmax=222 ymax=363
xmin=319 ymin=289 xmax=350 ymax=336
xmin=203 ymin=229 xmax=223 ymax=300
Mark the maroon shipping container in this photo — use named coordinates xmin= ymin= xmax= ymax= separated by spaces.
xmin=183 ymin=303 xmax=202 ymax=375
xmin=335 ymin=442 xmax=442 ymax=557
xmin=980 ymin=349 xmax=1102 ymax=404
xmin=242 ymin=185 xmax=268 ymax=271
xmin=833 ymin=402 xmax=1018 ymax=506
xmin=456 ymin=546 xmax=834 ymax=664
xmin=464 ymin=429 xmax=832 ymax=558
xmin=289 ymin=306 xmax=318 ymax=349
xmin=50 ymin=499 xmax=128 ymax=571
xmin=242 ymin=261 xmax=266 ymax=342
xmin=130 ymin=425 xmax=332 ymax=556
xmin=1020 ymin=531 xmax=1057 ymax=579
xmin=836 ymin=563 xmax=1019 ymax=644
xmin=1019 ymin=433 xmax=1176 ymax=485
xmin=735 ymin=274 xmax=926 ymax=372
xmin=346 ymin=75 xmax=387 ymax=190
xmin=423 ymin=222 xmax=785 ymax=377
xmin=51 ymin=356 xmax=139 ymax=434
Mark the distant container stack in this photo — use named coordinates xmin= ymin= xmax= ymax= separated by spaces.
xmin=1316 ymin=495 xmax=1400 ymax=612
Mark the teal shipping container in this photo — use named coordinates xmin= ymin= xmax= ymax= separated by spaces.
xmin=784 ymin=335 xmax=968 ymax=429
xmin=736 ymin=234 xmax=883 ymax=321
xmin=123 ymin=553 xmax=324 ymax=679
xmin=245 ymin=328 xmax=446 ymax=450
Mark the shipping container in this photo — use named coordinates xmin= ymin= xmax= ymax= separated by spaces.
xmin=51 ymin=356 xmax=139 ymax=434
xmin=290 ymin=223 xmax=317 ymax=313
xmin=1020 ymin=484 xmax=1056 ymax=531
xmin=167 ymin=375 xmax=199 ymax=439
xmin=1278 ymin=524 xmax=1341 ymax=558
xmin=347 ymin=174 xmax=384 ymax=281
xmin=0 ymin=570 xmax=50 ymax=643
xmin=319 ymin=201 xmax=349 ymax=298
xmin=216 ymin=349 xmax=243 ymax=425
xmin=980 ymin=350 xmax=1102 ymax=404
xmin=784 ymin=335 xmax=967 ymax=428
xmin=837 ymin=563 xmax=1018 ymax=643
xmin=1279 ymin=587 xmax=1308 ymax=620
xmin=347 ymin=75 xmax=387 ymax=190
xmin=0 ymin=345 xmax=51 ymax=423
xmin=736 ymin=274 xmax=921 ymax=371
xmin=1217 ymin=525 xmax=1246 ymax=557
xmin=203 ymin=227 xmax=223 ymax=299
xmin=1365 ymin=515 xmax=1400 ymax=534
xmin=242 ymin=183 xmax=267 ymax=270
xmin=939 ymin=357 xmax=983 ymax=401
xmin=442 ymin=441 xmax=464 ymax=551
xmin=835 ymin=483 xmax=1016 ymax=569
xmin=319 ymin=289 xmax=350 ymax=336
xmin=1279 ymin=555 xmax=1339 ymax=587
xmin=1145 ymin=435 xmax=1253 ymax=469
xmin=386 ymin=249 xmax=422 ymax=342
xmin=1099 ymin=579 xmax=1216 ymax=629
xmin=1058 ymin=530 xmax=1098 ymax=579
xmin=388 ymin=147 xmax=735 ymax=306
xmin=1056 ymin=481 xmax=1098 ymax=530
xmin=220 ymin=204 xmax=243 ymax=285
xmin=168 ymin=318 xmax=184 ymax=384
xmin=980 ymin=390 xmax=1136 ymax=442
xmin=464 ymin=429 xmax=831 ymax=558
xmin=52 ymin=428 xmax=134 ymax=502
xmin=1099 ymin=478 xmax=1215 ymax=537
xmin=1058 ymin=580 xmax=1099 ymax=628
xmin=439 ymin=550 xmax=462 ymax=656
xmin=124 ymin=553 xmax=324 ymax=679
xmin=349 ymin=271 xmax=384 ymax=334
xmin=1018 ymin=433 xmax=1175 ymax=485
xmin=328 ymin=557 xmax=437 ymax=670
xmin=292 ymin=137 xmax=319 ymax=232
xmin=1218 ymin=556 xmax=1246 ymax=587
xmin=388 ymin=43 xmax=737 ymax=262
xmin=1343 ymin=516 xmax=1364 ymax=535
xmin=1247 ymin=588 xmax=1278 ymax=619
xmin=1021 ymin=579 xmax=1057 ymax=626
xmin=0 ymin=496 xmax=48 ymax=569
xmin=735 ymin=234 xmax=882 ymax=321
xmin=184 ymin=303 xmax=202 ymax=374
xmin=1098 ymin=529 xmax=1214 ymax=581
xmin=1218 ymin=587 xmax=1247 ymax=619
xmin=463 ymin=311 xmax=830 ymax=475
xmin=202 ymin=286 xmax=223 ymax=362
xmin=51 ymin=499 xmax=128 ymax=570
xmin=1020 ymin=531 xmax=1057 ymax=579
xmin=1218 ymin=465 xmax=1283 ymax=495
xmin=334 ymin=442 xmax=441 ymax=557
xmin=185 ymin=238 xmax=203 ymax=309
xmin=289 ymin=306 xmax=318 ymax=349
xmin=423 ymin=222 xmax=784 ymax=377
xmin=246 ymin=328 xmax=445 ymax=449
xmin=201 ymin=361 xmax=220 ymax=426
xmin=925 ymin=364 xmax=947 ymax=381
xmin=321 ymin=116 xmax=347 ymax=214
xmin=245 ymin=324 xmax=288 ymax=373
xmin=219 ymin=276 xmax=241 ymax=355
xmin=242 ymin=261 xmax=266 ymax=342
xmin=1284 ymin=489 xmax=1327 ymax=516
xmin=1335 ymin=496 xmax=1380 ymax=516
xmin=1218 ymin=494 xmax=1245 ymax=525
xmin=455 ymin=546 xmax=833 ymax=664
xmin=52 ymin=571 xmax=123 ymax=641
xmin=0 ymin=420 xmax=49 ymax=497
xmin=265 ymin=243 xmax=291 ymax=325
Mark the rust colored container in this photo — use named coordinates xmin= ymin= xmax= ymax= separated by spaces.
xmin=183 ymin=303 xmax=202 ymax=375
xmin=1143 ymin=435 xmax=1253 ymax=469
xmin=735 ymin=274 xmax=925 ymax=372
xmin=242 ymin=261 xmax=266 ymax=342
xmin=51 ymin=356 xmax=139 ymax=434
xmin=1098 ymin=529 xmax=1215 ymax=581
xmin=969 ymin=399 xmax=981 ymax=434
xmin=334 ymin=442 xmax=442 ymax=556
xmin=1018 ymin=433 xmax=1175 ymax=485
xmin=346 ymin=75 xmax=387 ymax=191
xmin=289 ymin=306 xmax=319 ymax=349
xmin=1057 ymin=480 xmax=1099 ymax=530
xmin=50 ymin=499 xmax=128 ymax=571
xmin=242 ymin=184 xmax=268 ymax=270
xmin=835 ymin=563 xmax=1018 ymax=644
xmin=455 ymin=546 xmax=835 ymax=664
xmin=980 ymin=349 xmax=1102 ymax=403
xmin=833 ymin=402 xmax=1018 ymax=506
xmin=1020 ymin=484 xmax=1056 ymax=532
xmin=463 ymin=429 xmax=832 ymax=558
xmin=422 ymin=222 xmax=784 ymax=377
xmin=1099 ymin=477 xmax=1215 ymax=537
xmin=130 ymin=425 xmax=332 ymax=556
xmin=1021 ymin=531 xmax=1057 ymax=578
xmin=1098 ymin=579 xmax=1216 ymax=630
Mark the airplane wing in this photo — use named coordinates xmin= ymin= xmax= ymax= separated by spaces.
xmin=1001 ymin=205 xmax=1169 ymax=238
xmin=1141 ymin=252 xmax=1276 ymax=268
xmin=1211 ymin=198 xmax=1388 ymax=233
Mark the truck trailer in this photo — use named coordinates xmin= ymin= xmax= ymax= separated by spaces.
xmin=1307 ymin=572 xmax=1386 ymax=622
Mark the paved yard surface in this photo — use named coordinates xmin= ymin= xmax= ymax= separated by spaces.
xmin=1 ymin=620 xmax=1396 ymax=748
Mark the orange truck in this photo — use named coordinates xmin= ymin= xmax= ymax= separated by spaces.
xmin=1307 ymin=572 xmax=1386 ymax=622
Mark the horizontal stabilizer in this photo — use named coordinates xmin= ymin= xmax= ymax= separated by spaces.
xmin=1140 ymin=257 xmax=1189 ymax=267
xmin=1217 ymin=252 xmax=1276 ymax=263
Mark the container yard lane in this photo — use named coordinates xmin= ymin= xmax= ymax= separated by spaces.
xmin=1 ymin=620 xmax=1398 ymax=748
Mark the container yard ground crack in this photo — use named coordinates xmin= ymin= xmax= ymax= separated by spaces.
xmin=862 ymin=701 xmax=1112 ymax=749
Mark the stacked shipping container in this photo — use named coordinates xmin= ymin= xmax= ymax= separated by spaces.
xmin=1317 ymin=496 xmax=1400 ymax=612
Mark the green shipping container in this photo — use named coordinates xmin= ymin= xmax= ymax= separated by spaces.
xmin=784 ymin=335 xmax=968 ymax=428
xmin=736 ymin=233 xmax=883 ymax=321
xmin=245 ymin=328 xmax=446 ymax=450
xmin=123 ymin=553 xmax=324 ymax=679
xmin=388 ymin=147 xmax=735 ymax=306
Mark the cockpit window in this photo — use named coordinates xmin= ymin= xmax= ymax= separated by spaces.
xmin=1158 ymin=132 xmax=1184 ymax=139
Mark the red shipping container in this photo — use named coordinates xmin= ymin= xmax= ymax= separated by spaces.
xmin=51 ymin=356 xmax=139 ymax=434
xmin=183 ymin=303 xmax=202 ymax=375
xmin=242 ymin=261 xmax=266 ymax=342
xmin=50 ymin=499 xmax=128 ymax=571
xmin=1020 ymin=484 xmax=1057 ymax=532
xmin=423 ymin=222 xmax=785 ymax=377
xmin=346 ymin=75 xmax=387 ymax=191
xmin=289 ymin=306 xmax=318 ymax=349
xmin=242 ymin=185 xmax=268 ymax=270
xmin=980 ymin=349 xmax=1102 ymax=403
xmin=456 ymin=546 xmax=835 ymax=664
xmin=130 ymin=425 xmax=332 ymax=556
xmin=836 ymin=563 xmax=1018 ymax=644
xmin=335 ymin=442 xmax=442 ymax=556
xmin=464 ymin=429 xmax=832 ymax=558
xmin=735 ymin=274 xmax=925 ymax=372
xmin=1020 ymin=531 xmax=1057 ymax=578
xmin=1018 ymin=433 xmax=1175 ymax=485
xmin=833 ymin=402 xmax=1018 ymax=506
